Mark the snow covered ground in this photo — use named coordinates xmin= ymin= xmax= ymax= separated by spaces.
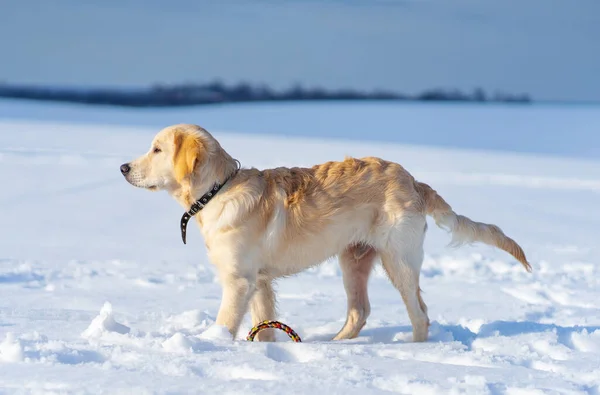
xmin=1 ymin=99 xmax=599 ymax=394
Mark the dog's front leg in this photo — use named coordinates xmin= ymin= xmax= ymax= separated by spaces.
xmin=249 ymin=277 xmax=277 ymax=342
xmin=215 ymin=271 xmax=257 ymax=339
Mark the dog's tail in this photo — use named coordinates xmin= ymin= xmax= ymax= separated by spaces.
xmin=415 ymin=181 xmax=531 ymax=272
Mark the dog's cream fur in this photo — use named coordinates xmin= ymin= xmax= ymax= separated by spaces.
xmin=121 ymin=124 xmax=531 ymax=342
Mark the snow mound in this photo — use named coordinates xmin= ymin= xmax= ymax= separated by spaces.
xmin=198 ymin=325 xmax=233 ymax=342
xmin=81 ymin=302 xmax=131 ymax=340
xmin=571 ymin=329 xmax=600 ymax=353
xmin=161 ymin=333 xmax=194 ymax=354
xmin=160 ymin=309 xmax=214 ymax=336
xmin=0 ymin=333 xmax=24 ymax=363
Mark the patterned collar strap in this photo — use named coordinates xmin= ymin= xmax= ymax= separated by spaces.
xmin=179 ymin=177 xmax=231 ymax=244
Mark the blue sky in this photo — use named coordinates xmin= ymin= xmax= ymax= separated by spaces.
xmin=1 ymin=0 xmax=599 ymax=102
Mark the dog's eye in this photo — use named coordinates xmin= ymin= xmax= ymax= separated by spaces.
xmin=153 ymin=147 xmax=161 ymax=154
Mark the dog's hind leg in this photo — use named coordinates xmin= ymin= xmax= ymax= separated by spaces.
xmin=380 ymin=218 xmax=430 ymax=342
xmin=333 ymin=243 xmax=377 ymax=340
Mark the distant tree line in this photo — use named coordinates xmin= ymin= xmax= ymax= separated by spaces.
xmin=0 ymin=81 xmax=531 ymax=107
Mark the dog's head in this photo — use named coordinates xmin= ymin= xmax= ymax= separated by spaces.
xmin=120 ymin=124 xmax=235 ymax=199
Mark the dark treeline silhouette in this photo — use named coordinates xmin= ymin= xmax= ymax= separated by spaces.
xmin=0 ymin=81 xmax=531 ymax=107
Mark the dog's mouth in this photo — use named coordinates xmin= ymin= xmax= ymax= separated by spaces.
xmin=132 ymin=182 xmax=159 ymax=191
xmin=123 ymin=174 xmax=158 ymax=191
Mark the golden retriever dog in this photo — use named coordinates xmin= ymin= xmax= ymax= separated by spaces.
xmin=120 ymin=123 xmax=531 ymax=342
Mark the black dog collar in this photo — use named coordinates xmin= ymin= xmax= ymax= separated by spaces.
xmin=180 ymin=178 xmax=231 ymax=244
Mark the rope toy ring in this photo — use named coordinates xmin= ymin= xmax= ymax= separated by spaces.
xmin=246 ymin=320 xmax=302 ymax=342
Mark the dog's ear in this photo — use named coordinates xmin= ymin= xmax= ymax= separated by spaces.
xmin=173 ymin=131 xmax=202 ymax=184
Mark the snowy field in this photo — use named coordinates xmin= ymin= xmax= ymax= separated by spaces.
xmin=1 ymin=99 xmax=600 ymax=394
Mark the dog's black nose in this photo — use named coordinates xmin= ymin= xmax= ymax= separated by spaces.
xmin=120 ymin=163 xmax=131 ymax=175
